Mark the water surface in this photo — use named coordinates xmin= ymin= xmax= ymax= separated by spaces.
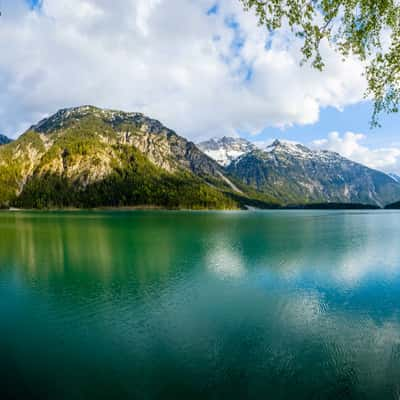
xmin=1 ymin=210 xmax=400 ymax=399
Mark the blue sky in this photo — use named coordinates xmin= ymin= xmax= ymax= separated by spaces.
xmin=208 ymin=2 xmax=400 ymax=150
xmin=0 ymin=0 xmax=399 ymax=173
xmin=245 ymin=102 xmax=400 ymax=148
xmin=26 ymin=0 xmax=41 ymax=9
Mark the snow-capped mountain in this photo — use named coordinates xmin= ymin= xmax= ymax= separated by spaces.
xmin=197 ymin=136 xmax=257 ymax=167
xmin=197 ymin=137 xmax=319 ymax=166
xmin=225 ymin=139 xmax=400 ymax=207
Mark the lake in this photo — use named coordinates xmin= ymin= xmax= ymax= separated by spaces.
xmin=1 ymin=210 xmax=400 ymax=399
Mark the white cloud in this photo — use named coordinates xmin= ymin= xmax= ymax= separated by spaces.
xmin=0 ymin=0 xmax=367 ymax=140
xmin=312 ymin=131 xmax=400 ymax=174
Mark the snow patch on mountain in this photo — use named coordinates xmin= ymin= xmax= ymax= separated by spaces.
xmin=388 ymin=173 xmax=400 ymax=183
xmin=197 ymin=137 xmax=257 ymax=166
xmin=199 ymin=136 xmax=348 ymax=167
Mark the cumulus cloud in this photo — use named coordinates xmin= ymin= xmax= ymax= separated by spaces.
xmin=0 ymin=0 xmax=367 ymax=139
xmin=312 ymin=131 xmax=400 ymax=174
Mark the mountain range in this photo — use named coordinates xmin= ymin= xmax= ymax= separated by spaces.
xmin=0 ymin=107 xmax=400 ymax=209
xmin=199 ymin=137 xmax=400 ymax=207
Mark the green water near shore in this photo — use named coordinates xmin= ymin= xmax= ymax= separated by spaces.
xmin=1 ymin=210 xmax=400 ymax=399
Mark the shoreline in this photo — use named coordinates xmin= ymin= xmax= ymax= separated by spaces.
xmin=1 ymin=205 xmax=397 ymax=212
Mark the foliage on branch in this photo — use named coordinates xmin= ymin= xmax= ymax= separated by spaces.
xmin=241 ymin=0 xmax=400 ymax=125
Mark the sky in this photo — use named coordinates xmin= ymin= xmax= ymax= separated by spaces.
xmin=1 ymin=0 xmax=400 ymax=174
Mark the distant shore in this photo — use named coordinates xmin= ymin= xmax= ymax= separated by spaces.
xmin=1 ymin=203 xmax=396 ymax=211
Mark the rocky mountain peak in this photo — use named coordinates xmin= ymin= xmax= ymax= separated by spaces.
xmin=199 ymin=136 xmax=331 ymax=167
xmin=30 ymin=105 xmax=172 ymax=136
xmin=266 ymin=139 xmax=312 ymax=154
xmin=270 ymin=139 xmax=283 ymax=147
xmin=198 ymin=136 xmax=257 ymax=166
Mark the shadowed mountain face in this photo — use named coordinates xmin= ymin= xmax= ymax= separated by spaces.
xmin=385 ymin=200 xmax=400 ymax=209
xmin=0 ymin=135 xmax=12 ymax=145
xmin=0 ymin=106 xmax=247 ymax=209
xmin=226 ymin=140 xmax=400 ymax=207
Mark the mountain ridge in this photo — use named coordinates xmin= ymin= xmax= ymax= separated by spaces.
xmin=1 ymin=109 xmax=400 ymax=209
xmin=228 ymin=140 xmax=400 ymax=207
xmin=200 ymin=137 xmax=400 ymax=207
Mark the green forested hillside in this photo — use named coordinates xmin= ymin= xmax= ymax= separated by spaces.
xmin=0 ymin=106 xmax=273 ymax=210
xmin=15 ymin=145 xmax=237 ymax=209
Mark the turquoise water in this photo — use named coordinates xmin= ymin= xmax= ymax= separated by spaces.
xmin=1 ymin=210 xmax=400 ymax=399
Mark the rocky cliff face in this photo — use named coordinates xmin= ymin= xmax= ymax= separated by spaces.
xmin=226 ymin=140 xmax=400 ymax=207
xmin=30 ymin=106 xmax=224 ymax=178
